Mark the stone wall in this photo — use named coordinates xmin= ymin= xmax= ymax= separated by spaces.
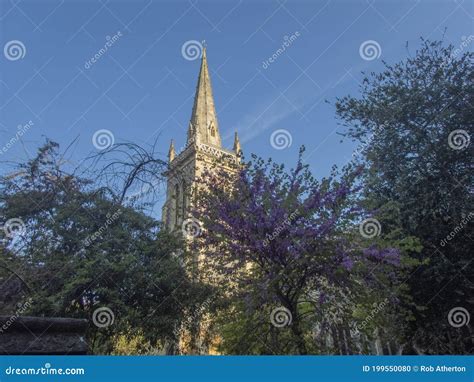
xmin=0 ymin=316 xmax=88 ymax=355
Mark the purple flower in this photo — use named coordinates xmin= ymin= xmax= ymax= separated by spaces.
xmin=363 ymin=246 xmax=400 ymax=266
xmin=342 ymin=254 xmax=355 ymax=270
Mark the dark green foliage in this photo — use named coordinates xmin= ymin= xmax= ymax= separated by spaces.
xmin=335 ymin=40 xmax=473 ymax=354
xmin=0 ymin=140 xmax=206 ymax=354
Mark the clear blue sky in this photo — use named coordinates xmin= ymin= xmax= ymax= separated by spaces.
xmin=1 ymin=0 xmax=472 ymax=216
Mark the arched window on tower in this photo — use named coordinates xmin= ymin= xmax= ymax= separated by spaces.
xmin=174 ymin=183 xmax=180 ymax=226
xmin=210 ymin=123 xmax=216 ymax=138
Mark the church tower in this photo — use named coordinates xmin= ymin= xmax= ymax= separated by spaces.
xmin=162 ymin=47 xmax=241 ymax=232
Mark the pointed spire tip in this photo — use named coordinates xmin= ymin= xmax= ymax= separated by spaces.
xmin=187 ymin=41 xmax=222 ymax=148
xmin=168 ymin=139 xmax=176 ymax=162
xmin=233 ymin=131 xmax=242 ymax=154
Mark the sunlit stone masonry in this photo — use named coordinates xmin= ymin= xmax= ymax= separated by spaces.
xmin=162 ymin=47 xmax=241 ymax=235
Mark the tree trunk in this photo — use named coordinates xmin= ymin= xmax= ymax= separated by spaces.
xmin=290 ymin=314 xmax=307 ymax=355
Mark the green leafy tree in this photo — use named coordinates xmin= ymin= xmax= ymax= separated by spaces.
xmin=335 ymin=39 xmax=473 ymax=354
xmin=0 ymin=140 xmax=207 ymax=354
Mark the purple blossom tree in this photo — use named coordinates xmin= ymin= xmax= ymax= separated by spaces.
xmin=191 ymin=148 xmax=401 ymax=354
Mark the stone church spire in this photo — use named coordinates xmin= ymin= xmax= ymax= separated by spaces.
xmin=186 ymin=47 xmax=222 ymax=148
xmin=168 ymin=139 xmax=176 ymax=162
xmin=163 ymin=46 xmax=241 ymax=235
xmin=233 ymin=131 xmax=241 ymax=155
